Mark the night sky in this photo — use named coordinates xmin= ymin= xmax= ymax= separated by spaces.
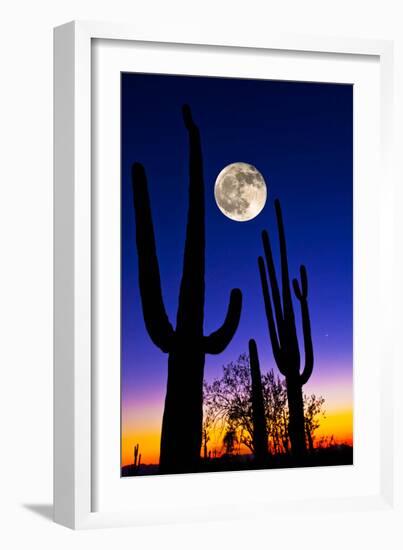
xmin=121 ymin=73 xmax=353 ymax=465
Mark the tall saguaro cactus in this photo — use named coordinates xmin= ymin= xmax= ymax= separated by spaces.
xmin=258 ymin=199 xmax=313 ymax=459
xmin=132 ymin=105 xmax=243 ymax=474
xmin=249 ymin=339 xmax=268 ymax=464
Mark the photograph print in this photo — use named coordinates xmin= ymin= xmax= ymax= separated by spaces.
xmin=121 ymin=73 xmax=353 ymax=477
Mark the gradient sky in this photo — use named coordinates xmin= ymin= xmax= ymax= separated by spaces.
xmin=121 ymin=73 xmax=353 ymax=466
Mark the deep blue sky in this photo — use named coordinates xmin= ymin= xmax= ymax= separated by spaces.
xmin=121 ymin=73 xmax=353 ymax=408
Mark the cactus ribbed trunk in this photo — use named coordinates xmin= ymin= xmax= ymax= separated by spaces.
xmin=258 ymin=199 xmax=313 ymax=461
xmin=132 ymin=105 xmax=242 ymax=474
xmin=285 ymin=375 xmax=306 ymax=458
xmin=160 ymin=350 xmax=205 ymax=473
xmin=249 ymin=339 xmax=268 ymax=465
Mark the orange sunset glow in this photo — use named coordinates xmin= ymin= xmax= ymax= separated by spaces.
xmin=122 ymin=403 xmax=353 ymax=467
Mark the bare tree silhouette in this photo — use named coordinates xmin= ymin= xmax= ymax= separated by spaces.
xmin=204 ymin=352 xmax=324 ymax=460
xmin=204 ymin=354 xmax=254 ymax=453
xmin=258 ymin=199 xmax=314 ymax=459
xmin=202 ymin=411 xmax=213 ymax=460
xmin=265 ymin=370 xmax=289 ymax=454
xmin=304 ymin=394 xmax=325 ymax=452
xmin=131 ymin=105 xmax=242 ymax=474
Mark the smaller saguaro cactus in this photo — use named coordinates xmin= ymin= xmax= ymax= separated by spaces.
xmin=258 ymin=199 xmax=314 ymax=459
xmin=202 ymin=427 xmax=210 ymax=460
xmin=133 ymin=443 xmax=141 ymax=473
xmin=249 ymin=339 xmax=268 ymax=465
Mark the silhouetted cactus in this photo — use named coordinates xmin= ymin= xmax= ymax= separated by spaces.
xmin=132 ymin=105 xmax=243 ymax=474
xmin=258 ymin=199 xmax=313 ymax=459
xmin=133 ymin=443 xmax=141 ymax=473
xmin=249 ymin=339 xmax=268 ymax=464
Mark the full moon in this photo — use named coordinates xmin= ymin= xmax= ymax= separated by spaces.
xmin=214 ymin=162 xmax=267 ymax=222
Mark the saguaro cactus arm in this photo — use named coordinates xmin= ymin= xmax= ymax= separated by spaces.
xmin=274 ymin=199 xmax=296 ymax=325
xmin=176 ymin=104 xmax=205 ymax=332
xmin=182 ymin=104 xmax=202 ymax=178
xmin=258 ymin=256 xmax=284 ymax=371
xmin=203 ymin=288 xmax=243 ymax=354
xmin=262 ymin=230 xmax=283 ymax=332
xmin=132 ymin=163 xmax=175 ymax=353
xmin=293 ymin=265 xmax=313 ymax=385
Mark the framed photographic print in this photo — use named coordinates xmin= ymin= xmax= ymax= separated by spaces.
xmin=120 ymin=75 xmax=353 ymax=477
xmin=54 ymin=21 xmax=398 ymax=530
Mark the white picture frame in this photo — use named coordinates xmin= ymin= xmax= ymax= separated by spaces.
xmin=54 ymin=20 xmax=399 ymax=530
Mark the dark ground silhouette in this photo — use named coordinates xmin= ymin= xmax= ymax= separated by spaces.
xmin=122 ymin=444 xmax=353 ymax=477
